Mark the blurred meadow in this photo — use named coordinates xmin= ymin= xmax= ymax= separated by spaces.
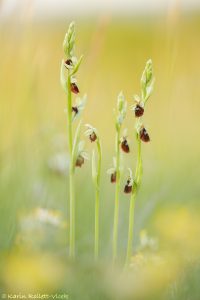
xmin=0 ymin=0 xmax=200 ymax=299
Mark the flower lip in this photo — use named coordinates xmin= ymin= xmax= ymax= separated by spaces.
xmin=111 ymin=172 xmax=116 ymax=183
xmin=85 ymin=124 xmax=98 ymax=142
xmin=121 ymin=138 xmax=130 ymax=153
xmin=64 ymin=59 xmax=73 ymax=68
xmin=135 ymin=104 xmax=144 ymax=117
xmin=71 ymin=82 xmax=79 ymax=94
xmin=72 ymin=106 xmax=78 ymax=115
xmin=139 ymin=127 xmax=150 ymax=143
xmin=124 ymin=183 xmax=132 ymax=194
xmin=89 ymin=132 xmax=97 ymax=143
xmin=124 ymin=168 xmax=134 ymax=193
xmin=75 ymin=154 xmax=84 ymax=167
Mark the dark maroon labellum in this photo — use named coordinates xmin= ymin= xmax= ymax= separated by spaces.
xmin=89 ymin=132 xmax=97 ymax=142
xmin=64 ymin=59 xmax=73 ymax=68
xmin=121 ymin=139 xmax=130 ymax=153
xmin=111 ymin=172 xmax=116 ymax=183
xmin=71 ymin=83 xmax=79 ymax=94
xmin=72 ymin=106 xmax=78 ymax=115
xmin=139 ymin=127 xmax=150 ymax=143
xmin=135 ymin=104 xmax=144 ymax=117
xmin=75 ymin=155 xmax=84 ymax=167
xmin=124 ymin=184 xmax=132 ymax=194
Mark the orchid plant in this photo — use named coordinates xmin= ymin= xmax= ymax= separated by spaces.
xmin=60 ymin=22 xmax=87 ymax=258
xmin=60 ymin=23 xmax=154 ymax=266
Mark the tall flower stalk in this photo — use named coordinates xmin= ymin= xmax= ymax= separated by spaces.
xmin=125 ymin=59 xmax=154 ymax=267
xmin=60 ymin=22 xmax=85 ymax=258
xmin=112 ymin=92 xmax=127 ymax=264
xmin=85 ymin=124 xmax=102 ymax=260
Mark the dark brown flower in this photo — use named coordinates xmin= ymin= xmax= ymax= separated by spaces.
xmin=71 ymin=83 xmax=79 ymax=94
xmin=75 ymin=155 xmax=84 ymax=167
xmin=124 ymin=184 xmax=132 ymax=194
xmin=72 ymin=106 xmax=78 ymax=115
xmin=139 ymin=127 xmax=150 ymax=143
xmin=89 ymin=132 xmax=97 ymax=142
xmin=121 ymin=138 xmax=130 ymax=153
xmin=135 ymin=104 xmax=144 ymax=117
xmin=111 ymin=172 xmax=116 ymax=183
xmin=64 ymin=59 xmax=73 ymax=68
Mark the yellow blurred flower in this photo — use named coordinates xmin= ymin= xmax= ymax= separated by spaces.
xmin=106 ymin=252 xmax=180 ymax=300
xmin=154 ymin=207 xmax=200 ymax=258
xmin=3 ymin=252 xmax=65 ymax=293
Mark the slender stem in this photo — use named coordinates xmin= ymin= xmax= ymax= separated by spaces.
xmin=94 ymin=188 xmax=99 ymax=260
xmin=94 ymin=139 xmax=102 ymax=260
xmin=113 ymin=127 xmax=121 ymax=264
xmin=69 ymin=167 xmax=75 ymax=258
xmin=125 ymin=192 xmax=136 ymax=267
xmin=67 ymin=74 xmax=75 ymax=258
xmin=135 ymin=137 xmax=142 ymax=186
xmin=125 ymin=136 xmax=142 ymax=267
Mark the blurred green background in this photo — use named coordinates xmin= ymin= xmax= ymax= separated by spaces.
xmin=0 ymin=1 xmax=200 ymax=299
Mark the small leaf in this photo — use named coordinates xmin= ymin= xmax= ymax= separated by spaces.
xmin=71 ymin=55 xmax=83 ymax=76
xmin=144 ymin=78 xmax=155 ymax=102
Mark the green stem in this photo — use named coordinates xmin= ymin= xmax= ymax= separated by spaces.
xmin=94 ymin=188 xmax=99 ymax=260
xmin=125 ymin=191 xmax=136 ymax=267
xmin=125 ymin=136 xmax=142 ymax=267
xmin=94 ymin=139 xmax=102 ymax=260
xmin=67 ymin=75 xmax=75 ymax=259
xmin=135 ymin=137 xmax=142 ymax=186
xmin=113 ymin=127 xmax=121 ymax=264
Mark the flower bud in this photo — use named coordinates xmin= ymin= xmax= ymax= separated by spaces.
xmin=63 ymin=22 xmax=75 ymax=57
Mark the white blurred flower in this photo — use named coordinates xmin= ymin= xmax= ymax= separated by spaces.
xmin=20 ymin=207 xmax=66 ymax=229
xmin=48 ymin=152 xmax=69 ymax=175
xmin=35 ymin=208 xmax=63 ymax=226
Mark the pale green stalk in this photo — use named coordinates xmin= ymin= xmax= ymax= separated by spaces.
xmin=67 ymin=74 xmax=75 ymax=258
xmin=125 ymin=136 xmax=142 ymax=267
xmin=112 ymin=126 xmax=121 ymax=264
xmin=94 ymin=138 xmax=102 ymax=260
